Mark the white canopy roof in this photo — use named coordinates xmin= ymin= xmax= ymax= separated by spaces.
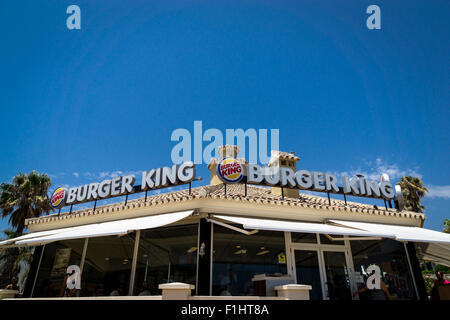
xmin=2 ymin=210 xmax=193 ymax=247
xmin=329 ymin=220 xmax=450 ymax=244
xmin=0 ymin=225 xmax=84 ymax=246
xmin=211 ymin=215 xmax=394 ymax=238
xmin=415 ymin=242 xmax=450 ymax=267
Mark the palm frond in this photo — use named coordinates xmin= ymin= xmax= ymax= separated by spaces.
xmin=0 ymin=171 xmax=52 ymax=234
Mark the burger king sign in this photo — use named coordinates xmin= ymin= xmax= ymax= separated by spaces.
xmin=50 ymin=187 xmax=68 ymax=209
xmin=217 ymin=158 xmax=244 ymax=183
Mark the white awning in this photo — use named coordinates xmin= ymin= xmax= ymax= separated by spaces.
xmin=415 ymin=242 xmax=450 ymax=267
xmin=6 ymin=210 xmax=194 ymax=247
xmin=0 ymin=225 xmax=87 ymax=247
xmin=329 ymin=220 xmax=450 ymax=244
xmin=211 ymin=215 xmax=394 ymax=238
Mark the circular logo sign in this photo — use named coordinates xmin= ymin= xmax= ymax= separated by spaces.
xmin=217 ymin=158 xmax=244 ymax=183
xmin=50 ymin=187 xmax=68 ymax=209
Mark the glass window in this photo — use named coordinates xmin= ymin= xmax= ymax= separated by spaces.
xmin=294 ymin=250 xmax=323 ymax=300
xmin=80 ymin=234 xmax=135 ymax=297
xmin=133 ymin=224 xmax=198 ymax=296
xmin=351 ymin=239 xmax=416 ymax=300
xmin=291 ymin=232 xmax=317 ymax=243
xmin=212 ymin=225 xmax=287 ymax=296
xmin=323 ymin=251 xmax=352 ymax=300
xmin=319 ymin=234 xmax=344 ymax=245
xmin=32 ymin=239 xmax=85 ymax=297
xmin=0 ymin=244 xmax=35 ymax=291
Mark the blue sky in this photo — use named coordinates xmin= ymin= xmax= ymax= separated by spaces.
xmin=0 ymin=0 xmax=448 ymax=233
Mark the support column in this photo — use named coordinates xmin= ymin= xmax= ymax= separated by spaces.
xmin=23 ymin=245 xmax=44 ymax=298
xmin=405 ymin=242 xmax=428 ymax=300
xmin=128 ymin=230 xmax=140 ymax=296
xmin=196 ymin=218 xmax=212 ymax=295
xmin=80 ymin=238 xmax=89 ymax=275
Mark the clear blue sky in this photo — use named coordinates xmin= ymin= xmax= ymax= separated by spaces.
xmin=0 ymin=0 xmax=448 ymax=233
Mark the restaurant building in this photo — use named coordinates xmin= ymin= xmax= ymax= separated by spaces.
xmin=2 ymin=145 xmax=450 ymax=300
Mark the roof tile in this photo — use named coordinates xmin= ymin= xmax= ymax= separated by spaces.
xmin=26 ymin=183 xmax=424 ymax=226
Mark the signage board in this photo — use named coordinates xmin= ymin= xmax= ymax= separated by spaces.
xmin=50 ymin=161 xmax=195 ymax=208
xmin=247 ymin=163 xmax=395 ymax=200
xmin=215 ymin=159 xmax=396 ymax=200
xmin=50 ymin=187 xmax=68 ymax=209
xmin=217 ymin=157 xmax=244 ymax=183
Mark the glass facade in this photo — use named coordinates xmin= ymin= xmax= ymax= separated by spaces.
xmin=132 ymin=224 xmax=198 ymax=296
xmin=351 ymin=239 xmax=416 ymax=300
xmin=291 ymin=232 xmax=317 ymax=243
xmin=294 ymin=250 xmax=323 ymax=300
xmin=212 ymin=225 xmax=287 ymax=296
xmin=80 ymin=234 xmax=135 ymax=296
xmin=32 ymin=239 xmax=85 ymax=297
xmin=323 ymin=251 xmax=352 ymax=300
xmin=319 ymin=234 xmax=345 ymax=245
xmin=27 ymin=220 xmax=421 ymax=300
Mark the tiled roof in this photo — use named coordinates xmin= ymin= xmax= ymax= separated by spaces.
xmin=26 ymin=183 xmax=424 ymax=226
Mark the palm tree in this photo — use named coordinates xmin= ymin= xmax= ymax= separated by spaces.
xmin=0 ymin=171 xmax=52 ymax=235
xmin=397 ymin=176 xmax=428 ymax=213
xmin=0 ymin=229 xmax=21 ymax=288
xmin=444 ymin=219 xmax=450 ymax=234
xmin=0 ymin=229 xmax=34 ymax=290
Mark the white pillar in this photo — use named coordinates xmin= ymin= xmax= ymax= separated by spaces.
xmin=159 ymin=282 xmax=195 ymax=300
xmin=129 ymin=230 xmax=141 ymax=296
xmin=275 ymin=284 xmax=312 ymax=300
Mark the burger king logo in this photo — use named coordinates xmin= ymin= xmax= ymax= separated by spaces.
xmin=217 ymin=158 xmax=244 ymax=183
xmin=50 ymin=187 xmax=68 ymax=209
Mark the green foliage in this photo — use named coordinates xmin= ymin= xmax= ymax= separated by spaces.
xmin=444 ymin=219 xmax=450 ymax=234
xmin=0 ymin=171 xmax=52 ymax=234
xmin=421 ymin=265 xmax=450 ymax=297
xmin=421 ymin=264 xmax=449 ymax=274
xmin=0 ymin=229 xmax=34 ymax=290
xmin=423 ymin=275 xmax=435 ymax=296
xmin=434 ymin=265 xmax=450 ymax=273
xmin=397 ymin=176 xmax=428 ymax=213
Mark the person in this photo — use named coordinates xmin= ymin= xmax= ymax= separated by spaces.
xmin=434 ymin=270 xmax=450 ymax=285
xmin=243 ymin=281 xmax=253 ymax=296
xmin=93 ymin=286 xmax=104 ymax=297
xmin=5 ymin=277 xmax=19 ymax=291
xmin=110 ymin=283 xmax=125 ymax=296
xmin=138 ymin=282 xmax=151 ymax=296
xmin=5 ymin=276 xmax=20 ymax=297
xmin=430 ymin=270 xmax=450 ymax=300
xmin=5 ymin=277 xmax=20 ymax=298
xmin=64 ymin=288 xmax=79 ymax=297
xmin=352 ymin=271 xmax=391 ymax=300
xmin=220 ymin=284 xmax=232 ymax=296
xmin=330 ymin=274 xmax=351 ymax=300
xmin=60 ymin=273 xmax=80 ymax=297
